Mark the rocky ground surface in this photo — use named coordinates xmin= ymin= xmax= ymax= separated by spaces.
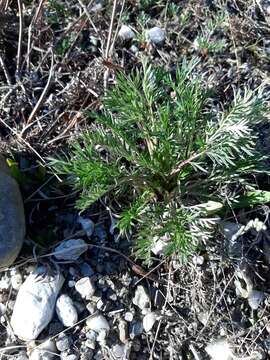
xmin=1 ymin=0 xmax=270 ymax=359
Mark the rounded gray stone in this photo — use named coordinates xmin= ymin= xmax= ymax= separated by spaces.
xmin=0 ymin=155 xmax=25 ymax=269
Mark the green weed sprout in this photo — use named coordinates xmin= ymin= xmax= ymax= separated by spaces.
xmin=50 ymin=58 xmax=268 ymax=262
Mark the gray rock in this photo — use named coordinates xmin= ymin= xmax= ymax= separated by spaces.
xmin=75 ymin=277 xmax=95 ymax=300
xmin=129 ymin=321 xmax=143 ymax=338
xmin=132 ymin=285 xmax=151 ymax=310
xmin=11 ymin=267 xmax=64 ymax=340
xmin=54 ymin=239 xmax=88 ymax=261
xmin=0 ymin=155 xmax=25 ymax=268
xmin=86 ymin=314 xmax=110 ymax=333
xmin=112 ymin=344 xmax=126 ymax=359
xmin=146 ymin=27 xmax=165 ymax=45
xmin=56 ymin=334 xmax=70 ymax=352
xmin=248 ymin=289 xmax=264 ymax=310
xmin=118 ymin=25 xmax=135 ymax=40
xmin=56 ymin=294 xmax=78 ymax=327
xmin=78 ymin=216 xmax=94 ymax=237
xmin=79 ymin=262 xmax=94 ymax=277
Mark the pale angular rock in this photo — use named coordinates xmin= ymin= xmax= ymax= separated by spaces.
xmin=54 ymin=239 xmax=88 ymax=261
xmin=0 ymin=155 xmax=25 ymax=268
xmin=75 ymin=277 xmax=95 ymax=300
xmin=205 ymin=339 xmax=233 ymax=360
xmin=132 ymin=285 xmax=151 ymax=310
xmin=56 ymin=294 xmax=78 ymax=327
xmin=56 ymin=334 xmax=70 ymax=352
xmin=118 ymin=25 xmax=135 ymax=40
xmin=146 ymin=27 xmax=165 ymax=45
xmin=86 ymin=314 xmax=110 ymax=333
xmin=143 ymin=312 xmax=158 ymax=332
xmin=29 ymin=339 xmax=57 ymax=360
xmin=11 ymin=267 xmax=64 ymax=340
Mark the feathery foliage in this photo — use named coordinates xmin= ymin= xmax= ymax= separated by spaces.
xmin=50 ymin=58 xmax=268 ymax=262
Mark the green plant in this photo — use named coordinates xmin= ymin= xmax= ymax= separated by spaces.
xmin=50 ymin=58 xmax=268 ymax=262
xmin=194 ymin=13 xmax=226 ymax=54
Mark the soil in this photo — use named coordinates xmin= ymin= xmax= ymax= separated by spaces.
xmin=1 ymin=0 xmax=270 ymax=359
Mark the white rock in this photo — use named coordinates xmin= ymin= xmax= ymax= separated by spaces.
xmin=248 ymin=289 xmax=264 ymax=310
xmin=86 ymin=314 xmax=110 ymax=333
xmin=146 ymin=27 xmax=165 ymax=45
xmin=11 ymin=273 xmax=23 ymax=290
xmin=118 ymin=25 xmax=135 ymax=40
xmin=11 ymin=267 xmax=64 ymax=340
xmin=78 ymin=216 xmax=95 ymax=237
xmin=75 ymin=277 xmax=95 ymax=300
xmin=151 ymin=237 xmax=168 ymax=256
xmin=124 ymin=312 xmax=133 ymax=322
xmin=0 ymin=275 xmax=10 ymax=290
xmin=29 ymin=339 xmax=57 ymax=360
xmin=205 ymin=339 xmax=233 ymax=360
xmin=54 ymin=239 xmax=88 ymax=261
xmin=143 ymin=312 xmax=158 ymax=332
xmin=56 ymin=294 xmax=78 ymax=327
xmin=132 ymin=285 xmax=151 ymax=310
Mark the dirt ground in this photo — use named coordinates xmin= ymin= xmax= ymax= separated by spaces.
xmin=1 ymin=0 xmax=270 ymax=359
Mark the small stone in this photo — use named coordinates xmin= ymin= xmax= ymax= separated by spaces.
xmin=75 ymin=277 xmax=95 ymax=300
xmin=129 ymin=321 xmax=143 ymax=339
xmin=151 ymin=237 xmax=168 ymax=256
xmin=54 ymin=239 xmax=88 ymax=261
xmin=118 ymin=25 xmax=135 ymax=40
xmin=112 ymin=344 xmax=125 ymax=359
xmin=78 ymin=216 xmax=95 ymax=237
xmin=86 ymin=314 xmax=110 ymax=333
xmin=79 ymin=263 xmax=94 ymax=277
xmin=85 ymin=339 xmax=96 ymax=350
xmin=124 ymin=312 xmax=133 ymax=322
xmin=96 ymin=299 xmax=105 ymax=310
xmin=143 ymin=312 xmax=158 ymax=332
xmin=56 ymin=334 xmax=70 ymax=352
xmin=192 ymin=255 xmax=204 ymax=266
xmin=11 ymin=273 xmax=23 ymax=290
xmin=61 ymin=354 xmax=78 ymax=360
xmin=56 ymin=294 xmax=78 ymax=327
xmin=205 ymin=339 xmax=233 ymax=360
xmin=86 ymin=302 xmax=96 ymax=314
xmin=68 ymin=280 xmax=75 ymax=288
xmin=146 ymin=27 xmax=165 ymax=45
xmin=132 ymin=285 xmax=151 ymax=310
xmin=29 ymin=339 xmax=57 ymax=360
xmin=130 ymin=45 xmax=139 ymax=54
xmin=11 ymin=267 xmax=64 ymax=340
xmin=0 ymin=275 xmax=10 ymax=290
xmin=248 ymin=289 xmax=264 ymax=310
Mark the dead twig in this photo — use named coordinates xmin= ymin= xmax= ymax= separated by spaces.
xmin=22 ymin=48 xmax=54 ymax=130
xmin=16 ymin=0 xmax=23 ymax=76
